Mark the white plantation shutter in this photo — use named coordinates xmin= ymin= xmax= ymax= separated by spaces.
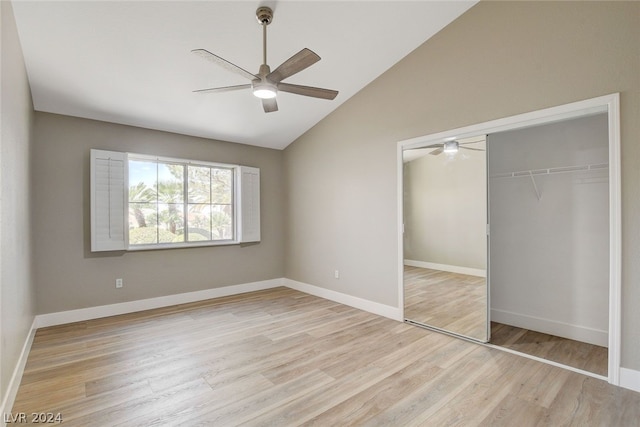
xmin=91 ymin=149 xmax=126 ymax=251
xmin=238 ymin=166 xmax=260 ymax=243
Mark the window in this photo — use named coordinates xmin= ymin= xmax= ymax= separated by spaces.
xmin=127 ymin=157 xmax=234 ymax=246
xmin=91 ymin=150 xmax=260 ymax=251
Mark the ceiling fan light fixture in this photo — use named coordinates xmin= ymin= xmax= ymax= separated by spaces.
xmin=191 ymin=6 xmax=338 ymax=112
xmin=252 ymin=81 xmax=277 ymax=99
xmin=443 ymin=140 xmax=459 ymax=153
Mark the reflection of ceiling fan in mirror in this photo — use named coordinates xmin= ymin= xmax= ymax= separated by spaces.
xmin=191 ymin=6 xmax=338 ymax=113
xmin=402 ymin=135 xmax=486 ymax=163
xmin=425 ymin=138 xmax=486 ymax=156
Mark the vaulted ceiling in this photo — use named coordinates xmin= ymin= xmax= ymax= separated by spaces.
xmin=12 ymin=1 xmax=476 ymax=149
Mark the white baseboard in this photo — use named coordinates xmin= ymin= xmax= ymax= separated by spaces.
xmin=404 ymin=259 xmax=486 ymax=278
xmin=620 ymin=367 xmax=640 ymax=393
xmin=0 ymin=318 xmax=37 ymax=424
xmin=34 ymin=277 xmax=403 ymax=329
xmin=491 ymin=308 xmax=608 ymax=347
xmin=35 ymin=279 xmax=284 ymax=328
xmin=283 ymin=278 xmax=403 ymax=321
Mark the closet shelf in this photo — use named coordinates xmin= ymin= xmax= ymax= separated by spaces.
xmin=490 ymin=162 xmax=608 ymax=179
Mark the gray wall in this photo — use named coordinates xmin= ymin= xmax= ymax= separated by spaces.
xmin=489 ymin=114 xmax=609 ymax=344
xmin=33 ymin=113 xmax=285 ymax=314
xmin=404 ymin=147 xmax=486 ymax=270
xmin=1 ymin=0 xmax=37 ymax=405
xmin=283 ymin=2 xmax=640 ymax=369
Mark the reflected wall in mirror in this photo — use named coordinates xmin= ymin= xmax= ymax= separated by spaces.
xmin=403 ymin=136 xmax=488 ymax=342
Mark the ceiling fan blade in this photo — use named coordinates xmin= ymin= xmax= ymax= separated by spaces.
xmin=192 ymin=49 xmax=257 ymax=81
xmin=423 ymin=143 xmax=444 ymax=149
xmin=193 ymin=84 xmax=252 ymax=94
xmin=460 ymin=147 xmax=485 ymax=152
xmin=267 ymin=48 xmax=321 ymax=83
xmin=277 ymin=83 xmax=338 ymax=100
xmin=429 ymin=148 xmax=444 ymax=156
xmin=262 ymin=97 xmax=278 ymax=113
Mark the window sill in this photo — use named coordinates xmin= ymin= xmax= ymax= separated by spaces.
xmin=127 ymin=240 xmax=239 ymax=251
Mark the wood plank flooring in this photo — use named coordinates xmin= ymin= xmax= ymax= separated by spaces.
xmin=404 ymin=266 xmax=487 ymax=341
xmin=403 ymin=266 xmax=608 ymax=377
xmin=11 ymin=287 xmax=640 ymax=426
xmin=490 ymin=322 xmax=608 ymax=377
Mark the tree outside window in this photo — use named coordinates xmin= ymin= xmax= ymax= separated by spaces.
xmin=128 ymin=159 xmax=233 ymax=246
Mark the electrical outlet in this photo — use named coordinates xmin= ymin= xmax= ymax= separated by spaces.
xmin=334 ymin=270 xmax=340 ymax=279
xmin=115 ymin=278 xmax=123 ymax=288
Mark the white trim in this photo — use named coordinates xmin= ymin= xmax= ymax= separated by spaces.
xmin=399 ymin=95 xmax=610 ymax=151
xmin=397 ymin=142 xmax=406 ymax=323
xmin=404 ymin=259 xmax=486 ymax=278
xmin=35 ymin=279 xmax=283 ymax=328
xmin=126 ymin=239 xmax=239 ymax=252
xmin=397 ymin=93 xmax=622 ymax=385
xmin=127 ymin=152 xmax=239 ymax=170
xmin=607 ymin=93 xmax=622 ymax=385
xmin=283 ymin=278 xmax=403 ymax=321
xmin=484 ymin=342 xmax=607 ymax=382
xmin=491 ymin=308 xmax=608 ymax=347
xmin=34 ymin=276 xmax=402 ymax=334
xmin=620 ymin=368 xmax=640 ymax=393
xmin=0 ymin=318 xmax=37 ymax=423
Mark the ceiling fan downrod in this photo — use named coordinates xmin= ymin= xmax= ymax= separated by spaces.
xmin=256 ymin=7 xmax=273 ymax=69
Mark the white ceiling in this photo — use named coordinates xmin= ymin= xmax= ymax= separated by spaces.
xmin=12 ymin=1 xmax=476 ymax=150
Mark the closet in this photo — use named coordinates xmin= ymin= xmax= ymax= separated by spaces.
xmin=487 ymin=113 xmax=609 ymax=375
xmin=401 ymin=100 xmax=616 ymax=379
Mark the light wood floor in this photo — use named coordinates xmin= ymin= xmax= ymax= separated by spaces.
xmin=12 ymin=287 xmax=640 ymax=426
xmin=403 ymin=266 xmax=608 ymax=377
xmin=490 ymin=322 xmax=608 ymax=377
xmin=404 ymin=266 xmax=487 ymax=341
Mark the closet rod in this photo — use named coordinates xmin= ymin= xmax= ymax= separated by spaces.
xmin=490 ymin=162 xmax=608 ymax=179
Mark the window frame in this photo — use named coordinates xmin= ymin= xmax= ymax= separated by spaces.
xmin=125 ymin=153 xmax=240 ymax=251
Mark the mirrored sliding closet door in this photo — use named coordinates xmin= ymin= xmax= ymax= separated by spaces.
xmin=402 ymin=136 xmax=489 ymax=342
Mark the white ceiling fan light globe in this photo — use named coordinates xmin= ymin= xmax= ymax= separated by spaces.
xmin=252 ymin=81 xmax=278 ymax=99
xmin=443 ymin=140 xmax=459 ymax=153
xmin=253 ymin=88 xmax=277 ymax=99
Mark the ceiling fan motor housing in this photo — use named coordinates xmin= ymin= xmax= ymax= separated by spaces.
xmin=258 ymin=64 xmax=271 ymax=77
xmin=252 ymin=63 xmax=277 ymax=98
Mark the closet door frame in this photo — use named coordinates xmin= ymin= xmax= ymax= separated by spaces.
xmin=397 ymin=93 xmax=621 ymax=385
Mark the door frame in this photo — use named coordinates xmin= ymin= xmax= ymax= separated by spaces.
xmin=397 ymin=93 xmax=621 ymax=385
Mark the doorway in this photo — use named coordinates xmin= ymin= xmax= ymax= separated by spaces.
xmin=397 ymin=93 xmax=621 ymax=385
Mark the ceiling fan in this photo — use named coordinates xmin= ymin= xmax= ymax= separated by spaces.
xmin=191 ymin=6 xmax=339 ymax=113
xmin=424 ymin=140 xmax=485 ymax=156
